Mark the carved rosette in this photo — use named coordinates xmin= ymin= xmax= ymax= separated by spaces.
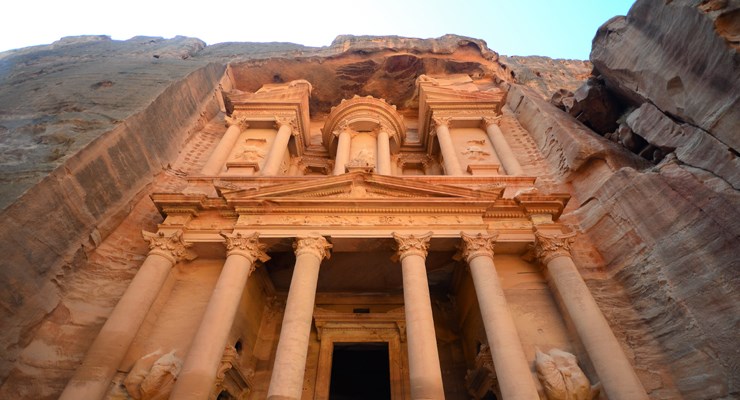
xmin=225 ymin=115 xmax=249 ymax=130
xmin=481 ymin=115 xmax=502 ymax=128
xmin=458 ymin=232 xmax=498 ymax=263
xmin=533 ymin=230 xmax=577 ymax=265
xmin=141 ymin=230 xmax=197 ymax=264
xmin=392 ymin=232 xmax=433 ymax=261
xmin=293 ymin=235 xmax=332 ymax=261
xmin=220 ymin=232 xmax=270 ymax=269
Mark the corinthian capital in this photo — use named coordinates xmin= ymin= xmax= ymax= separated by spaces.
xmin=481 ymin=115 xmax=502 ymax=128
xmin=458 ymin=232 xmax=498 ymax=263
xmin=220 ymin=231 xmax=270 ymax=267
xmin=274 ymin=116 xmax=296 ymax=130
xmin=224 ymin=115 xmax=249 ymax=130
xmin=293 ymin=234 xmax=332 ymax=261
xmin=142 ymin=230 xmax=197 ymax=264
xmin=393 ymin=232 xmax=433 ymax=261
xmin=533 ymin=230 xmax=576 ymax=265
xmin=431 ymin=116 xmax=452 ymax=129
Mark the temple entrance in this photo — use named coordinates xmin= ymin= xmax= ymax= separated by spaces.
xmin=329 ymin=342 xmax=391 ymax=399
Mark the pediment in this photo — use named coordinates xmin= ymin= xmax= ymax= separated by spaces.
xmin=221 ymin=172 xmax=501 ymax=201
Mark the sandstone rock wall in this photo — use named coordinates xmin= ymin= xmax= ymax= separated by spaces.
xmin=0 ymin=50 xmax=225 ymax=392
xmin=507 ymin=0 xmax=740 ymax=398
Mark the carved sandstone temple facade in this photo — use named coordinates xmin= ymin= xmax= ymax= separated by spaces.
xmin=58 ymin=74 xmax=648 ymax=400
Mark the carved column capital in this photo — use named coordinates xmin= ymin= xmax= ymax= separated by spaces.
xmin=274 ymin=116 xmax=296 ymax=130
xmin=220 ymin=231 xmax=270 ymax=268
xmin=393 ymin=232 xmax=433 ymax=261
xmin=458 ymin=232 xmax=498 ymax=263
xmin=533 ymin=230 xmax=577 ymax=265
xmin=481 ymin=115 xmax=502 ymax=128
xmin=225 ymin=115 xmax=249 ymax=130
xmin=141 ymin=230 xmax=197 ymax=264
xmin=431 ymin=116 xmax=452 ymax=129
xmin=293 ymin=234 xmax=332 ymax=261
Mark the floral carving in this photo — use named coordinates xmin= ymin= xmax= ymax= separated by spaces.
xmin=141 ymin=230 xmax=197 ymax=264
xmin=293 ymin=235 xmax=332 ymax=261
xmin=458 ymin=232 xmax=498 ymax=263
xmin=431 ymin=116 xmax=452 ymax=129
xmin=274 ymin=116 xmax=297 ymax=132
xmin=220 ymin=232 xmax=270 ymax=267
xmin=224 ymin=115 xmax=249 ymax=130
xmin=533 ymin=230 xmax=576 ymax=265
xmin=481 ymin=115 xmax=502 ymax=128
xmin=392 ymin=232 xmax=433 ymax=261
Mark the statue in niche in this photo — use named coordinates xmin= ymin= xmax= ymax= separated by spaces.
xmin=124 ymin=350 xmax=183 ymax=400
xmin=535 ymin=348 xmax=600 ymax=400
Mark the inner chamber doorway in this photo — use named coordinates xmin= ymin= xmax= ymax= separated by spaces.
xmin=329 ymin=342 xmax=391 ymax=400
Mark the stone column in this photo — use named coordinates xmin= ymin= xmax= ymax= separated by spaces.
xmin=60 ymin=230 xmax=195 ymax=400
xmin=534 ymin=230 xmax=649 ymax=400
xmin=262 ymin=117 xmax=295 ymax=176
xmin=482 ymin=116 xmax=523 ymax=176
xmin=432 ymin=116 xmax=463 ymax=176
xmin=267 ymin=235 xmax=332 ymax=400
xmin=376 ymin=128 xmax=392 ymax=175
xmin=202 ymin=115 xmax=248 ymax=175
xmin=392 ymin=232 xmax=445 ymax=399
xmin=459 ymin=232 xmax=539 ymax=400
xmin=170 ymin=232 xmax=269 ymax=400
xmin=332 ymin=126 xmax=352 ymax=175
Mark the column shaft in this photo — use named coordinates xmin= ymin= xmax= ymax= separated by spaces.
xmin=484 ymin=120 xmax=523 ymax=175
xmin=202 ymin=118 xmax=246 ymax=175
xmin=434 ymin=121 xmax=463 ymax=176
xmin=333 ymin=129 xmax=351 ymax=175
xmin=267 ymin=236 xmax=331 ymax=400
xmin=262 ymin=122 xmax=293 ymax=176
xmin=468 ymin=255 xmax=539 ymax=399
xmin=376 ymin=129 xmax=392 ymax=175
xmin=59 ymin=254 xmax=174 ymax=400
xmin=394 ymin=232 xmax=445 ymax=399
xmin=546 ymin=255 xmax=649 ymax=400
xmin=170 ymin=230 xmax=268 ymax=400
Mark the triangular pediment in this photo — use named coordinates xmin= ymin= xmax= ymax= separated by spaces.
xmin=222 ymin=172 xmax=500 ymax=201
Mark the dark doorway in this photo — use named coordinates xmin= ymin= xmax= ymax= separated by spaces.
xmin=329 ymin=342 xmax=391 ymax=400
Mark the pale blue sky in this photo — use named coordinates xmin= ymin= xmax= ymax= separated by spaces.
xmin=1 ymin=0 xmax=634 ymax=59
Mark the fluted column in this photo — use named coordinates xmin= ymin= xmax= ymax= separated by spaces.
xmin=392 ymin=232 xmax=445 ymax=399
xmin=202 ymin=115 xmax=248 ymax=175
xmin=267 ymin=235 xmax=332 ymax=400
xmin=534 ymin=230 xmax=649 ymax=400
xmin=170 ymin=232 xmax=269 ymax=400
xmin=432 ymin=116 xmax=463 ymax=176
xmin=376 ymin=128 xmax=392 ymax=175
xmin=60 ymin=230 xmax=195 ymax=400
xmin=262 ymin=117 xmax=295 ymax=176
xmin=332 ymin=127 xmax=352 ymax=175
xmin=459 ymin=232 xmax=539 ymax=400
xmin=482 ymin=116 xmax=523 ymax=176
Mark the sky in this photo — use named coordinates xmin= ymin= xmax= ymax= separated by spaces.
xmin=0 ymin=0 xmax=635 ymax=59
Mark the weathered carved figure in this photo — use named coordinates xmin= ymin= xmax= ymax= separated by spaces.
xmin=124 ymin=350 xmax=183 ymax=400
xmin=535 ymin=348 xmax=600 ymax=400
